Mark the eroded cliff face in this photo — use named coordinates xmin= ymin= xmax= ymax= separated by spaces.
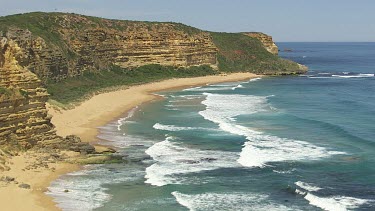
xmin=1 ymin=14 xmax=218 ymax=81
xmin=0 ymin=38 xmax=61 ymax=149
xmin=243 ymin=32 xmax=279 ymax=55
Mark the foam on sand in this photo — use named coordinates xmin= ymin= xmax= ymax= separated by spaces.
xmin=116 ymin=106 xmax=138 ymax=131
xmin=47 ymin=165 xmax=144 ymax=211
xmin=249 ymin=77 xmax=262 ymax=82
xmin=98 ymin=119 xmax=152 ymax=148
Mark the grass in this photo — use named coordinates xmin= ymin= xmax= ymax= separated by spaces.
xmin=210 ymin=32 xmax=300 ymax=74
xmin=46 ymin=64 xmax=216 ymax=104
xmin=0 ymin=12 xmax=65 ymax=48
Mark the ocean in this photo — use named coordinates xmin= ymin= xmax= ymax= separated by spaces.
xmin=47 ymin=42 xmax=375 ymax=211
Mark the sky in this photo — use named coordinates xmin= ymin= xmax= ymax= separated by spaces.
xmin=0 ymin=0 xmax=374 ymax=42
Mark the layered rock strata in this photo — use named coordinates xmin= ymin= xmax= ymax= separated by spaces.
xmin=1 ymin=13 xmax=218 ymax=81
xmin=243 ymin=32 xmax=279 ymax=55
xmin=0 ymin=38 xmax=61 ymax=149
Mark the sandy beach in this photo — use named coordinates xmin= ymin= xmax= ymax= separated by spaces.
xmin=0 ymin=72 xmax=260 ymax=211
xmin=49 ymin=72 xmax=261 ymax=143
xmin=0 ymin=151 xmax=79 ymax=211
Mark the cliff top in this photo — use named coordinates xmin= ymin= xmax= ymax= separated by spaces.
xmin=0 ymin=12 xmax=305 ymax=104
xmin=0 ymin=12 xmax=202 ymax=45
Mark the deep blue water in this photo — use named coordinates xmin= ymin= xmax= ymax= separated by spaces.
xmin=48 ymin=43 xmax=375 ymax=211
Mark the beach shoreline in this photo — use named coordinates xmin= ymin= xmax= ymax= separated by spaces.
xmin=48 ymin=72 xmax=261 ymax=144
xmin=0 ymin=72 xmax=260 ymax=211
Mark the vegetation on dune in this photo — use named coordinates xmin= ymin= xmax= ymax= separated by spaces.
xmin=46 ymin=64 xmax=216 ymax=104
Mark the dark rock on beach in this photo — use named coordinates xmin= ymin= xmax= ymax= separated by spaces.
xmin=18 ymin=183 xmax=31 ymax=189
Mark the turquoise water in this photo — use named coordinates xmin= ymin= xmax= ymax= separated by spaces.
xmin=48 ymin=43 xmax=375 ymax=211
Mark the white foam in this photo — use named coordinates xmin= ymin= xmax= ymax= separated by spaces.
xmin=117 ymin=106 xmax=138 ymax=131
xmin=166 ymin=107 xmax=180 ymax=111
xmin=98 ymin=121 xmax=152 ymax=148
xmin=359 ymin=73 xmax=374 ymax=77
xmin=153 ymin=93 xmax=165 ymax=97
xmin=199 ymin=93 xmax=269 ymax=123
xmin=295 ymin=181 xmax=322 ymax=192
xmin=168 ymin=95 xmax=202 ymax=103
xmin=186 ymin=87 xmax=235 ymax=91
xmin=172 ymin=191 xmax=295 ymax=211
xmin=295 ymin=189 xmax=371 ymax=211
xmin=183 ymin=86 xmax=202 ymax=91
xmin=232 ymin=84 xmax=244 ymax=90
xmin=183 ymin=78 xmax=261 ymax=93
xmin=183 ymin=83 xmax=244 ymax=92
xmin=153 ymin=123 xmax=213 ymax=132
xmin=144 ymin=137 xmax=239 ymax=186
xmin=249 ymin=77 xmax=262 ymax=82
xmin=332 ymin=74 xmax=374 ymax=78
xmin=47 ymin=166 xmax=143 ymax=211
xmin=178 ymin=95 xmax=203 ymax=100
xmin=272 ymin=168 xmax=296 ymax=174
xmin=208 ymin=84 xmax=235 ymax=87
xmin=308 ymin=76 xmax=333 ymax=79
xmin=238 ymin=136 xmax=344 ymax=167
xmin=199 ymin=93 xmax=345 ymax=168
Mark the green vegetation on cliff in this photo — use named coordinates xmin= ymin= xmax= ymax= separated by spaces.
xmin=0 ymin=86 xmax=23 ymax=101
xmin=0 ymin=12 xmax=306 ymax=105
xmin=47 ymin=64 xmax=216 ymax=104
xmin=211 ymin=32 xmax=300 ymax=74
xmin=0 ymin=12 xmax=66 ymax=49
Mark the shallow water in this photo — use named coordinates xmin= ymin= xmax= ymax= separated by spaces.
xmin=48 ymin=43 xmax=375 ymax=211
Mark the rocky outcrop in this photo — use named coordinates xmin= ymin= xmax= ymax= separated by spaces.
xmin=0 ymin=38 xmax=62 ymax=149
xmin=0 ymin=38 xmax=96 ymax=152
xmin=243 ymin=32 xmax=279 ymax=55
xmin=4 ymin=28 xmax=70 ymax=81
xmin=0 ymin=149 xmax=10 ymax=171
xmin=1 ymin=13 xmax=218 ymax=81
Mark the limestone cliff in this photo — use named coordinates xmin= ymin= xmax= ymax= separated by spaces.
xmin=243 ymin=32 xmax=279 ymax=55
xmin=0 ymin=12 xmax=307 ymax=83
xmin=0 ymin=13 xmax=218 ymax=81
xmin=0 ymin=39 xmax=96 ymax=153
xmin=0 ymin=38 xmax=61 ymax=149
xmin=0 ymin=12 xmax=307 ymax=152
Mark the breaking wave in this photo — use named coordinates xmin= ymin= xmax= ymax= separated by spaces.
xmin=199 ymin=93 xmax=345 ymax=167
xmin=144 ymin=137 xmax=238 ymax=186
